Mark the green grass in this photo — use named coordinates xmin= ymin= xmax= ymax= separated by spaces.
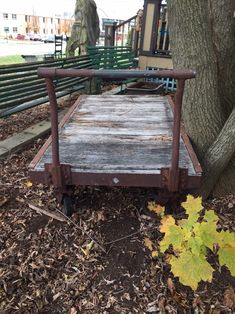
xmin=0 ymin=55 xmax=25 ymax=65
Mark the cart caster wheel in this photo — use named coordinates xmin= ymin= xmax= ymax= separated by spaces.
xmin=62 ymin=195 xmax=73 ymax=217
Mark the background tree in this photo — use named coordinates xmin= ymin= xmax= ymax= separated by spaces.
xmin=26 ymin=15 xmax=39 ymax=34
xmin=167 ymin=0 xmax=235 ymax=197
xmin=66 ymin=0 xmax=100 ymax=56
xmin=61 ymin=19 xmax=73 ymax=36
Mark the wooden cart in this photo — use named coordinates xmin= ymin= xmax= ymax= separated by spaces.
xmin=29 ymin=68 xmax=201 ymax=215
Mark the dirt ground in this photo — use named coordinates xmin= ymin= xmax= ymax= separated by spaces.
xmin=0 ymin=97 xmax=235 ymax=313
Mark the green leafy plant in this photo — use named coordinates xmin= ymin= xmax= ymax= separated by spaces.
xmin=159 ymin=195 xmax=235 ymax=290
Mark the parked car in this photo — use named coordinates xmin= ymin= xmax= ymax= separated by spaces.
xmin=16 ymin=34 xmax=25 ymax=40
xmin=32 ymin=34 xmax=42 ymax=41
xmin=43 ymin=35 xmax=55 ymax=43
xmin=28 ymin=33 xmax=42 ymax=41
xmin=27 ymin=33 xmax=35 ymax=40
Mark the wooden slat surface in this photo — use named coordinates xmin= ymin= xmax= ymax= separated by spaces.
xmin=35 ymin=95 xmax=196 ymax=175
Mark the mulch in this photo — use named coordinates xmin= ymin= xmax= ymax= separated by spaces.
xmin=0 ymin=95 xmax=235 ymax=314
xmin=0 ymin=92 xmax=81 ymax=141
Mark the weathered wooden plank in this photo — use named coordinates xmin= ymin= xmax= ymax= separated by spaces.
xmin=35 ymin=95 xmax=197 ymax=176
xmin=61 ymin=125 xmax=173 ymax=137
xmin=36 ymin=141 xmax=194 ymax=174
xmin=62 ymin=98 xmax=173 ymax=136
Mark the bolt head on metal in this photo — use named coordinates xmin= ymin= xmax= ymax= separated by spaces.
xmin=113 ymin=177 xmax=119 ymax=184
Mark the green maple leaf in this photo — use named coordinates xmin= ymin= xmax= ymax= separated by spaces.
xmin=218 ymin=230 xmax=235 ymax=248
xmin=180 ymin=195 xmax=202 ymax=230
xmin=170 ymin=251 xmax=214 ymax=290
xmin=160 ymin=224 xmax=185 ymax=253
xmin=218 ymin=246 xmax=235 ymax=276
xmin=159 ymin=196 xmax=235 ymax=290
xmin=192 ymin=210 xmax=220 ymax=251
xmin=203 ymin=210 xmax=219 ymax=224
xmin=194 ymin=221 xmax=219 ymax=251
xmin=181 ymin=195 xmax=203 ymax=214
xmin=217 ymin=231 xmax=235 ymax=276
xmin=186 ymin=236 xmax=204 ymax=255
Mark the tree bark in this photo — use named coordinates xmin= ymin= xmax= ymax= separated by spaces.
xmin=66 ymin=0 xmax=100 ymax=56
xmin=167 ymin=0 xmax=235 ymax=197
xmin=209 ymin=0 xmax=235 ymax=116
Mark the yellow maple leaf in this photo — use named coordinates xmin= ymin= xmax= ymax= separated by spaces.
xmin=160 ymin=215 xmax=175 ymax=233
xmin=148 ymin=201 xmax=165 ymax=216
xmin=181 ymin=195 xmax=203 ymax=215
xmin=170 ymin=251 xmax=214 ymax=290
xmin=144 ymin=237 xmax=154 ymax=251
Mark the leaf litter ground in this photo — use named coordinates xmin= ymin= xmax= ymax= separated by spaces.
xmin=0 ymin=101 xmax=235 ymax=314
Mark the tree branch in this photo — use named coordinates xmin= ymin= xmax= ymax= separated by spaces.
xmin=200 ymin=106 xmax=235 ymax=198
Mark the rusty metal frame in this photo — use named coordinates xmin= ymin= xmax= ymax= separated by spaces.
xmin=167 ymin=95 xmax=202 ymax=176
xmin=29 ymin=68 xmax=200 ymax=198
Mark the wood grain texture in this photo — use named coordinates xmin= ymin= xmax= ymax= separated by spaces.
xmin=35 ymin=95 xmax=197 ymax=175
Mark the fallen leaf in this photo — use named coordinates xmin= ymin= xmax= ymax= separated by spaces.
xmin=151 ymin=251 xmax=158 ymax=258
xmin=158 ymin=297 xmax=166 ymax=314
xmin=81 ymin=241 xmax=94 ymax=256
xmin=53 ymin=292 xmax=62 ymax=301
xmin=192 ymin=295 xmax=204 ymax=310
xmin=148 ymin=201 xmax=165 ymax=216
xmin=209 ymin=309 xmax=221 ymax=314
xmin=70 ymin=307 xmax=77 ymax=314
xmin=167 ymin=278 xmax=175 ymax=295
xmin=223 ymin=287 xmax=235 ymax=309
xmin=25 ymin=181 xmax=33 ymax=188
xmin=147 ymin=305 xmax=158 ymax=313
xmin=96 ymin=211 xmax=105 ymax=222
xmin=144 ymin=237 xmax=154 ymax=251
xmin=123 ymin=292 xmax=131 ymax=301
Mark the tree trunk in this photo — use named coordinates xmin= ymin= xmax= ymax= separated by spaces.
xmin=66 ymin=0 xmax=100 ymax=57
xmin=167 ymin=0 xmax=235 ymax=197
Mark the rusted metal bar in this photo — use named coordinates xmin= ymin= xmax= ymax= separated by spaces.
xmin=167 ymin=95 xmax=202 ymax=176
xmin=29 ymin=169 xmax=201 ymax=190
xmin=168 ymin=79 xmax=185 ymax=191
xmin=114 ymin=15 xmax=137 ymax=30
xmin=45 ymin=78 xmax=60 ymax=166
xmin=45 ymin=78 xmax=62 ymax=188
xmin=38 ymin=68 xmax=196 ymax=80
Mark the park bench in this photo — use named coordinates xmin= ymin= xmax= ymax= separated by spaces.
xmin=0 ymin=46 xmax=137 ymax=118
xmin=87 ymin=46 xmax=136 ymax=69
xmin=87 ymin=46 xmax=137 ymax=89
xmin=0 ymin=55 xmax=92 ymax=118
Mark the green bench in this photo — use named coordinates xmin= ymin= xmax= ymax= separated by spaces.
xmin=0 ymin=55 xmax=92 ymax=118
xmin=87 ymin=46 xmax=136 ymax=70
xmin=0 ymin=47 xmax=137 ymax=118
xmin=88 ymin=46 xmax=137 ymax=90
